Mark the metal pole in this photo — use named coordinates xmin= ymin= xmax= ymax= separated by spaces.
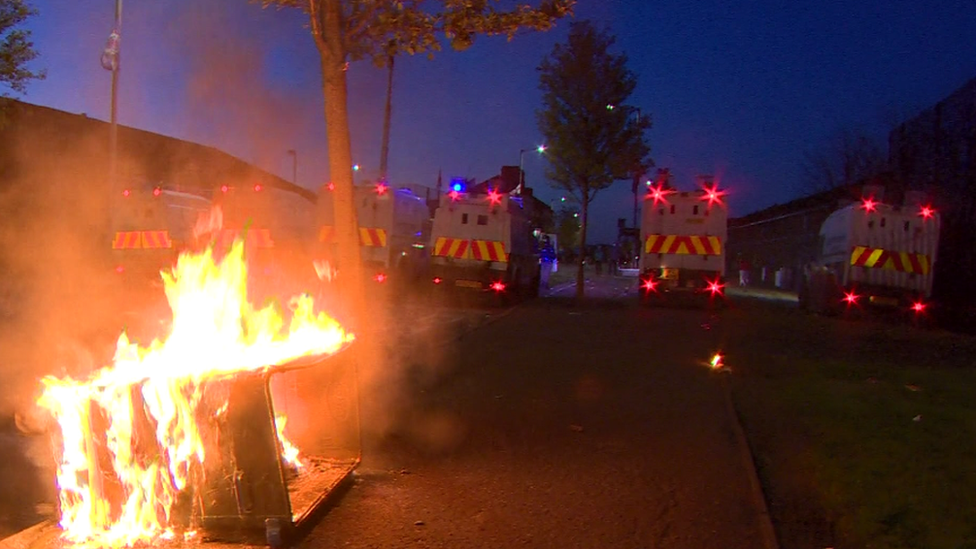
xmin=379 ymin=54 xmax=394 ymax=182
xmin=632 ymin=107 xmax=641 ymax=229
xmin=518 ymin=149 xmax=526 ymax=194
xmin=109 ymin=0 xmax=122 ymax=192
xmin=288 ymin=150 xmax=298 ymax=185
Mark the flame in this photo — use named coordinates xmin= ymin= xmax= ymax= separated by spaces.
xmin=313 ymin=259 xmax=338 ymax=282
xmin=274 ymin=414 xmax=304 ymax=470
xmin=36 ymin=238 xmax=352 ymax=547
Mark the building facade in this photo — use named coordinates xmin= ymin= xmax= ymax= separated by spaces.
xmin=889 ymin=77 xmax=976 ymax=310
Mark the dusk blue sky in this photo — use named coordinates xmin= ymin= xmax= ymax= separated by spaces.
xmin=17 ymin=0 xmax=976 ymax=243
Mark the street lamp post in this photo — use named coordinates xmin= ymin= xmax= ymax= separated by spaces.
xmin=287 ymin=149 xmax=298 ymax=185
xmin=630 ymin=107 xmax=643 ymax=230
xmin=608 ymin=104 xmax=645 ymax=228
xmin=518 ymin=145 xmax=546 ymax=194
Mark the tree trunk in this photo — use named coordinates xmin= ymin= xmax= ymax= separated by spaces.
xmin=312 ymin=0 xmax=364 ymax=329
xmin=379 ymin=54 xmax=394 ymax=182
xmin=576 ymin=183 xmax=589 ymax=300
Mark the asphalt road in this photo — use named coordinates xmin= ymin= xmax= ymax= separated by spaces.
xmin=0 ymin=275 xmax=770 ymax=548
xmin=300 ymin=275 xmax=769 ymax=548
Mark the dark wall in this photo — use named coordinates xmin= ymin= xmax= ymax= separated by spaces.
xmin=726 ymin=185 xmax=866 ymax=290
xmin=889 ymin=77 xmax=976 ymax=310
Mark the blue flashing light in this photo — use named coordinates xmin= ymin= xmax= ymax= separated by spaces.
xmin=450 ymin=177 xmax=467 ymax=193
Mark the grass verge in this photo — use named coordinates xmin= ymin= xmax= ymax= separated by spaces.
xmin=723 ymin=307 xmax=976 ymax=549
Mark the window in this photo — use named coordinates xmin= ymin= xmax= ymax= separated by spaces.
xmin=693 ymin=205 xmax=700 ymax=215
xmin=477 ymin=215 xmax=488 ymax=226
xmin=670 ymin=205 xmax=675 ymax=214
xmin=462 ymin=213 xmax=469 ymax=224
xmin=904 ymin=221 xmax=910 ymax=232
xmin=880 ymin=217 xmax=886 ymax=228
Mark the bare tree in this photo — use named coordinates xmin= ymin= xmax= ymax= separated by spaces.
xmin=799 ymin=127 xmax=887 ymax=195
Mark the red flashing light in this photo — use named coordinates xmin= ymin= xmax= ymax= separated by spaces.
xmin=122 ymin=189 xmax=130 ymax=197
xmin=373 ymin=273 xmax=387 ymax=283
xmin=487 ymin=189 xmax=503 ymax=206
xmin=860 ymin=197 xmax=878 ymax=212
xmin=375 ymin=182 xmax=389 ymax=195
xmin=490 ymin=281 xmax=506 ymax=292
xmin=152 ymin=187 xmax=162 ymax=197
xmin=220 ymin=184 xmax=229 ymax=193
xmin=912 ymin=301 xmax=927 ymax=313
xmin=641 ymin=277 xmax=658 ymax=293
xmin=433 ymin=277 xmax=443 ymax=284
xmin=700 ymin=184 xmax=726 ymax=207
xmin=919 ymin=205 xmax=935 ymax=219
xmin=448 ymin=190 xmax=462 ymax=202
xmin=843 ymin=291 xmax=860 ymax=305
xmin=646 ymin=184 xmax=673 ymax=206
xmin=115 ymin=265 xmax=124 ymax=274
xmin=705 ymin=277 xmax=724 ymax=296
xmin=327 ymin=182 xmax=335 ymax=191
xmin=254 ymin=183 xmax=263 ymax=192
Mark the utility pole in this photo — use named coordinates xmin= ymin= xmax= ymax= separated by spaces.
xmin=287 ymin=149 xmax=298 ymax=185
xmin=631 ymin=107 xmax=642 ymax=229
xmin=101 ymin=0 xmax=123 ymax=191
xmin=379 ymin=53 xmax=394 ymax=182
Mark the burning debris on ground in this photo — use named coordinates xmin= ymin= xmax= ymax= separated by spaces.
xmin=8 ymin=235 xmax=359 ymax=549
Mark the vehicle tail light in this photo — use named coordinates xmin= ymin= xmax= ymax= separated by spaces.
xmin=641 ymin=277 xmax=657 ymax=293
xmin=373 ymin=273 xmax=387 ymax=283
xmin=122 ymin=189 xmax=131 ymax=197
xmin=705 ymin=277 xmax=724 ymax=296
xmin=153 ymin=187 xmax=162 ymax=197
xmin=432 ymin=277 xmax=442 ymax=284
xmin=490 ymin=281 xmax=506 ymax=292
xmin=912 ymin=300 xmax=927 ymax=313
xmin=843 ymin=290 xmax=859 ymax=305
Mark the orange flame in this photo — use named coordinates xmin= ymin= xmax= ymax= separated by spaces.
xmin=36 ymin=238 xmax=352 ymax=547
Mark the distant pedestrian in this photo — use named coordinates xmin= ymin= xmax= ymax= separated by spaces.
xmin=540 ymin=236 xmax=556 ymax=289
xmin=738 ymin=257 xmax=751 ymax=286
xmin=594 ymin=246 xmax=605 ymax=275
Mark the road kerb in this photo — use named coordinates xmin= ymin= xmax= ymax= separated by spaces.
xmin=721 ymin=375 xmax=780 ymax=549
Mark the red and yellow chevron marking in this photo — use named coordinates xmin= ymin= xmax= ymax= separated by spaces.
xmin=470 ymin=240 xmax=507 ymax=262
xmin=319 ymin=225 xmax=335 ymax=242
xmin=217 ymin=228 xmax=275 ymax=248
xmin=141 ymin=230 xmax=173 ymax=249
xmin=112 ymin=231 xmax=142 ymax=249
xmin=433 ymin=237 xmax=470 ymax=259
xmin=359 ymin=227 xmax=388 ymax=247
xmin=644 ymin=234 xmax=721 ymax=255
xmin=850 ymin=246 xmax=930 ymax=275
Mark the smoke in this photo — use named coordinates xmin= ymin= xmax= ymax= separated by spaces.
xmin=170 ymin=0 xmax=316 ymax=184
